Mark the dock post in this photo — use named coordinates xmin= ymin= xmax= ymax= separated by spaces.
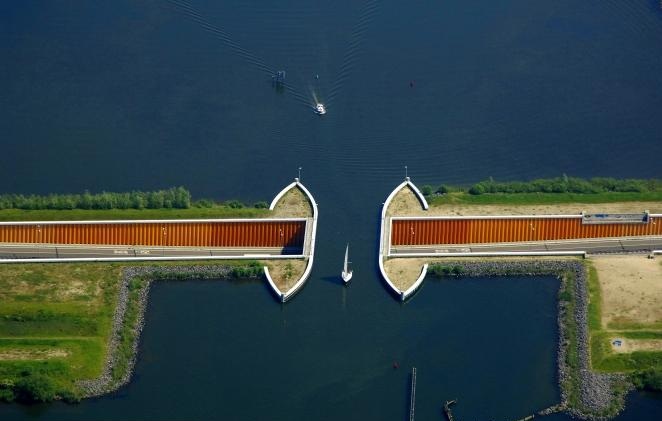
xmin=409 ymin=367 xmax=417 ymax=421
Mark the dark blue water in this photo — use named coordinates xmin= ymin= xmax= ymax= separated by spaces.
xmin=1 ymin=0 xmax=661 ymax=419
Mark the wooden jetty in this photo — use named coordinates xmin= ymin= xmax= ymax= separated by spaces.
xmin=409 ymin=367 xmax=417 ymax=421
xmin=443 ymin=399 xmax=457 ymax=421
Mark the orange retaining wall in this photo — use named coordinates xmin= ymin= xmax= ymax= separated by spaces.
xmin=0 ymin=221 xmax=305 ymax=248
xmin=391 ymin=217 xmax=662 ymax=246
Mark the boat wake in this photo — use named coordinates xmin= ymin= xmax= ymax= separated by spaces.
xmin=165 ymin=0 xmax=312 ymax=109
xmin=327 ymin=0 xmax=381 ymax=107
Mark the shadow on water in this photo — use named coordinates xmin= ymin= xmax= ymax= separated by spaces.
xmin=321 ymin=275 xmax=344 ymax=286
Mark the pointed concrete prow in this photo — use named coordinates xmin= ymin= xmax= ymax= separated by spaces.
xmin=264 ymin=178 xmax=318 ymax=302
xmin=378 ymin=177 xmax=429 ymax=301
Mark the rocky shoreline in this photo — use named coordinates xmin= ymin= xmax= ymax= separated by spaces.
xmin=428 ymin=260 xmax=630 ymax=420
xmin=77 ymin=265 xmax=262 ymax=398
xmin=76 ymin=259 xmax=629 ymax=418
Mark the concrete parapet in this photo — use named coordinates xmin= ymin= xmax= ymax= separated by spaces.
xmin=379 ymin=178 xmax=429 ymax=300
xmin=401 ymin=263 xmax=428 ymax=301
xmin=263 ymin=179 xmax=318 ymax=303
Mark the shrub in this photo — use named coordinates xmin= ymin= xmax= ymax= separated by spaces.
xmin=420 ymin=185 xmax=433 ymax=196
xmin=451 ymin=265 xmax=464 ymax=275
xmin=13 ymin=372 xmax=57 ymax=403
xmin=194 ymin=199 xmax=214 ymax=208
xmin=0 ymin=382 xmax=15 ymax=402
xmin=226 ymin=200 xmax=244 ymax=209
xmin=254 ymin=201 xmax=269 ymax=209
xmin=468 ymin=183 xmax=486 ymax=195
xmin=436 ymin=184 xmax=450 ymax=194
xmin=462 ymin=176 xmax=662 ymax=195
xmin=632 ymin=368 xmax=662 ymax=391
xmin=0 ymin=187 xmax=194 ymax=211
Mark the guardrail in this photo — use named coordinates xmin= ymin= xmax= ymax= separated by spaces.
xmin=0 ymin=255 xmax=303 ymax=264
xmin=390 ymin=251 xmax=588 ymax=259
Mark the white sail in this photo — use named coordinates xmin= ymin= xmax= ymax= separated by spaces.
xmin=341 ymin=243 xmax=353 ymax=283
xmin=343 ymin=245 xmax=349 ymax=272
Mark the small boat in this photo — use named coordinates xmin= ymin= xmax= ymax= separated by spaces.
xmin=341 ymin=243 xmax=353 ymax=283
xmin=315 ymin=103 xmax=326 ymax=115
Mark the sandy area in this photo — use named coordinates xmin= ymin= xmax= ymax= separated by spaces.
xmin=411 ymin=201 xmax=661 ymax=217
xmin=0 ymin=348 xmax=69 ymax=361
xmin=0 ymin=264 xmax=113 ymax=303
xmin=610 ymin=338 xmax=662 ymax=353
xmin=591 ymin=255 xmax=662 ymax=328
xmin=264 ymin=259 xmax=307 ymax=292
xmin=386 ymin=186 xmax=426 ymax=216
xmin=383 ymin=258 xmax=426 ymax=290
xmin=382 ymin=184 xmax=662 ymax=217
xmin=269 ymin=187 xmax=313 ymax=218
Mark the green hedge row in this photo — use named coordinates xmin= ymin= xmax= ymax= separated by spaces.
xmin=0 ymin=188 xmax=271 ymax=211
xmin=419 ymin=176 xmax=662 ymax=196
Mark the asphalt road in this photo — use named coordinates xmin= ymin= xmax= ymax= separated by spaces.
xmin=390 ymin=237 xmax=662 ymax=255
xmin=0 ymin=244 xmax=302 ymax=260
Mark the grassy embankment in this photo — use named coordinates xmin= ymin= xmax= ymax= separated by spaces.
xmin=0 ymin=263 xmax=118 ymax=401
xmin=587 ymin=263 xmax=662 ymax=389
xmin=0 ymin=206 xmax=268 ymax=222
xmin=421 ymin=176 xmax=662 ymax=206
xmin=0 ymin=187 xmax=269 ymax=221
xmin=0 ymin=260 xmax=263 ymax=402
xmin=428 ymin=191 xmax=662 ymax=206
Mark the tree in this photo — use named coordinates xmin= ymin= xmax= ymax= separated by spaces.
xmin=173 ymin=187 xmax=191 ymax=209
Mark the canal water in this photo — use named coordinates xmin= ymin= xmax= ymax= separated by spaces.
xmin=1 ymin=0 xmax=661 ymax=419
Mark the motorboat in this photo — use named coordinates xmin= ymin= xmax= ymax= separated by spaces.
xmin=315 ymin=103 xmax=326 ymax=115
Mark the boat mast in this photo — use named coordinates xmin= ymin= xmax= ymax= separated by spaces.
xmin=344 ymin=243 xmax=349 ymax=273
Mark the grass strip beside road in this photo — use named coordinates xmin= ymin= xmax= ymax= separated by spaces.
xmin=427 ymin=191 xmax=662 ymax=206
xmin=0 ymin=206 xmax=268 ymax=222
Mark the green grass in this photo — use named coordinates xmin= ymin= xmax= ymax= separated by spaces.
xmin=110 ymin=276 xmax=144 ymax=384
xmin=614 ymin=331 xmax=662 ymax=340
xmin=606 ymin=321 xmax=662 ymax=331
xmin=591 ymin=331 xmax=662 ymax=372
xmin=0 ymin=206 xmax=268 ymax=222
xmin=0 ymin=262 xmax=119 ymax=399
xmin=427 ymin=191 xmax=662 ymax=206
xmin=559 ymin=270 xmax=581 ymax=411
xmin=0 ymin=338 xmax=105 ymax=382
xmin=587 ymin=265 xmax=602 ymax=332
xmin=587 ymin=262 xmax=662 ymax=374
xmin=0 ymin=260 xmax=264 ymax=401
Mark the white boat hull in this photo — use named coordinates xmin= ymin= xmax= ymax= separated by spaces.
xmin=341 ymin=271 xmax=353 ymax=283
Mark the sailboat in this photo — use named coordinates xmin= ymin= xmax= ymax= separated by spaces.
xmin=341 ymin=243 xmax=353 ymax=283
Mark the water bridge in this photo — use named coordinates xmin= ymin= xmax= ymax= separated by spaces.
xmin=379 ymin=178 xmax=662 ymax=300
xmin=0 ymin=180 xmax=318 ymax=303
